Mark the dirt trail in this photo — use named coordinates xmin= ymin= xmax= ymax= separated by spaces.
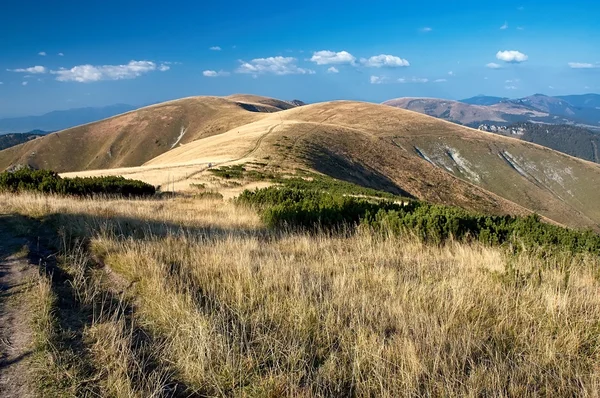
xmin=0 ymin=226 xmax=36 ymax=398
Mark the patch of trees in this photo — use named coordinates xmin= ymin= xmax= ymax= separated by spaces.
xmin=514 ymin=122 xmax=600 ymax=163
xmin=0 ymin=131 xmax=47 ymax=151
xmin=237 ymin=185 xmax=600 ymax=255
xmin=0 ymin=168 xmax=156 ymax=197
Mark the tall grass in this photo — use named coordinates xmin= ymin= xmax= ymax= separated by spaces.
xmin=4 ymin=192 xmax=600 ymax=396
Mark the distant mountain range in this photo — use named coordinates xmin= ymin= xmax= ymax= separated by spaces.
xmin=386 ymin=94 xmax=600 ymax=130
xmin=0 ymin=104 xmax=136 ymax=135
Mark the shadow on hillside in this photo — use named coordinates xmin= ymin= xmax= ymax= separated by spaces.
xmin=305 ymin=145 xmax=415 ymax=199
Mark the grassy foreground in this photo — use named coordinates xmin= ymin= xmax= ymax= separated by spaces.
xmin=2 ymin=192 xmax=600 ymax=397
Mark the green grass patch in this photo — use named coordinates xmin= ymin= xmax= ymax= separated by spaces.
xmin=0 ymin=168 xmax=156 ymax=197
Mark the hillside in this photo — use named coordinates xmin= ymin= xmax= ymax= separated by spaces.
xmin=387 ymin=95 xmax=600 ymax=128
xmin=0 ymin=96 xmax=301 ymax=172
xmin=0 ymin=130 xmax=47 ymax=151
xmin=479 ymin=122 xmax=600 ymax=163
xmin=0 ymin=104 xmax=136 ymax=134
xmin=43 ymin=98 xmax=600 ymax=231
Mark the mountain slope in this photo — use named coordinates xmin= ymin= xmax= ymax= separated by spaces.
xmin=556 ymin=94 xmax=600 ymax=109
xmin=0 ymin=96 xmax=301 ymax=172
xmin=460 ymin=95 xmax=508 ymax=106
xmin=0 ymin=130 xmax=48 ymax=151
xmin=61 ymin=99 xmax=600 ymax=231
xmin=383 ymin=97 xmax=550 ymax=127
xmin=0 ymin=104 xmax=136 ymax=134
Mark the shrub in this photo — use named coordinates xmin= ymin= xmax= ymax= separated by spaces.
xmin=237 ymin=185 xmax=600 ymax=255
xmin=0 ymin=168 xmax=156 ymax=198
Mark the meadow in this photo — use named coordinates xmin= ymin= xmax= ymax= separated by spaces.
xmin=2 ymin=190 xmax=599 ymax=397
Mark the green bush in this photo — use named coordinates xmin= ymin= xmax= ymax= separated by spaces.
xmin=0 ymin=168 xmax=155 ymax=197
xmin=237 ymin=185 xmax=600 ymax=255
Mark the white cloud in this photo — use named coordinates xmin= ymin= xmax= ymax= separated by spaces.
xmin=22 ymin=81 xmax=28 ymax=86
xmin=51 ymin=60 xmax=165 ymax=82
xmin=361 ymin=54 xmax=409 ymax=68
xmin=58 ymin=52 xmax=64 ymax=56
xmin=203 ymin=70 xmax=230 ymax=77
xmin=421 ymin=27 xmax=432 ymax=32
xmin=38 ymin=51 xmax=46 ymax=56
xmin=517 ymin=27 xmax=525 ymax=30
xmin=448 ymin=71 xmax=454 ymax=76
xmin=433 ymin=79 xmax=447 ymax=83
xmin=310 ymin=50 xmax=355 ymax=65
xmin=548 ymin=85 xmax=555 ymax=89
xmin=505 ymin=85 xmax=518 ymax=90
xmin=210 ymin=46 xmax=222 ymax=51
xmin=8 ymin=65 xmax=47 ymax=74
xmin=0 ymin=82 xmax=3 ymax=85
xmin=370 ymin=76 xmax=388 ymax=84
xmin=568 ymin=62 xmax=599 ymax=69
xmin=237 ymin=56 xmax=314 ymax=75
xmin=327 ymin=67 xmax=339 ymax=73
xmin=505 ymin=79 xmax=520 ymax=83
xmin=500 ymin=21 xmax=508 ymax=30
xmin=158 ymin=64 xmax=170 ymax=72
xmin=486 ymin=63 xmax=502 ymax=69
xmin=496 ymin=50 xmax=528 ymax=63
xmin=399 ymin=77 xmax=429 ymax=83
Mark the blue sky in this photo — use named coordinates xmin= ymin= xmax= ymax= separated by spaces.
xmin=0 ymin=0 xmax=599 ymax=117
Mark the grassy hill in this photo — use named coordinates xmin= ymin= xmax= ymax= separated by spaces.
xmin=19 ymin=98 xmax=591 ymax=231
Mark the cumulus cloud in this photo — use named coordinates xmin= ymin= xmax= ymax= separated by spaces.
xmin=500 ymin=21 xmax=508 ymax=30
xmin=568 ymin=62 xmax=599 ymax=69
xmin=327 ymin=67 xmax=339 ymax=73
xmin=38 ymin=51 xmax=46 ymax=56
xmin=361 ymin=54 xmax=410 ymax=68
xmin=203 ymin=70 xmax=230 ymax=77
xmin=51 ymin=60 xmax=166 ymax=82
xmin=22 ymin=81 xmax=28 ymax=86
xmin=486 ymin=62 xmax=502 ymax=69
xmin=370 ymin=76 xmax=389 ymax=84
xmin=448 ymin=71 xmax=454 ymax=76
xmin=236 ymin=56 xmax=314 ymax=75
xmin=310 ymin=50 xmax=356 ymax=65
xmin=58 ymin=52 xmax=64 ymax=56
xmin=433 ymin=78 xmax=447 ymax=83
xmin=0 ymin=82 xmax=3 ymax=85
xmin=210 ymin=46 xmax=222 ymax=51
xmin=399 ymin=77 xmax=429 ymax=83
xmin=505 ymin=85 xmax=518 ymax=90
xmin=496 ymin=50 xmax=528 ymax=63
xmin=8 ymin=65 xmax=47 ymax=74
xmin=421 ymin=27 xmax=432 ymax=32
xmin=158 ymin=64 xmax=170 ymax=71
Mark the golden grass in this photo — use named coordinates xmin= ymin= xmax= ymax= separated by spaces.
xmin=4 ymin=192 xmax=600 ymax=396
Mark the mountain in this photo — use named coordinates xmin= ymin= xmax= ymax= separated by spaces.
xmin=0 ymin=104 xmax=136 ymax=134
xmin=556 ymin=94 xmax=600 ymax=109
xmin=385 ymin=95 xmax=600 ymax=129
xmin=479 ymin=122 xmax=600 ymax=163
xmin=460 ymin=95 xmax=507 ymax=106
xmin=0 ymin=130 xmax=48 ymax=151
xmin=4 ymin=95 xmax=597 ymax=231
xmin=383 ymin=97 xmax=553 ymax=127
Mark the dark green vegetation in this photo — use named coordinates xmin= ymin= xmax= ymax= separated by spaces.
xmin=0 ymin=168 xmax=155 ymax=197
xmin=0 ymin=130 xmax=47 ymax=151
xmin=514 ymin=122 xmax=600 ymax=163
xmin=237 ymin=182 xmax=600 ymax=255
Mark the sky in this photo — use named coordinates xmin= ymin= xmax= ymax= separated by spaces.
xmin=0 ymin=0 xmax=599 ymax=117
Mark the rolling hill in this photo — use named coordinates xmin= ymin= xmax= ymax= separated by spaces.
xmin=388 ymin=94 xmax=600 ymax=129
xmin=2 ymin=96 xmax=590 ymax=231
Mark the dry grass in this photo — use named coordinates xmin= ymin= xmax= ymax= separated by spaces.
xmin=4 ymin=192 xmax=600 ymax=396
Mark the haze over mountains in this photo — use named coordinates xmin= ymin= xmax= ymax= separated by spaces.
xmin=386 ymin=93 xmax=600 ymax=129
xmin=0 ymin=104 xmax=136 ymax=134
xmin=1 ymin=94 xmax=600 ymax=233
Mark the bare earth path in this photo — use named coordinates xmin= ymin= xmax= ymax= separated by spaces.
xmin=0 ymin=218 xmax=37 ymax=398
